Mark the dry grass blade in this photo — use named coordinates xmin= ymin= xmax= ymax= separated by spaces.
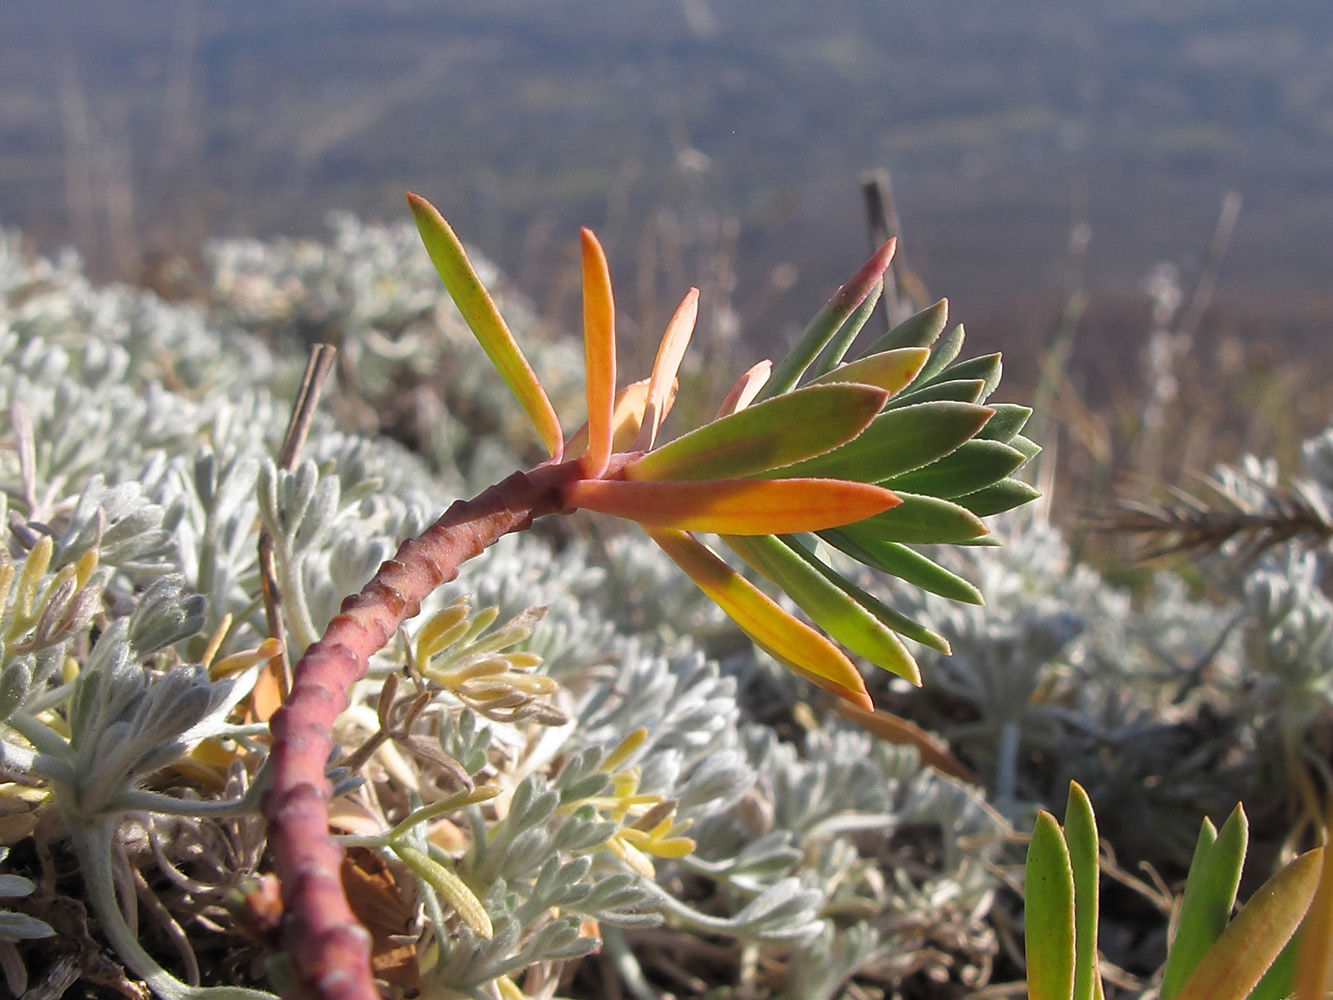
xmin=1090 ymin=476 xmax=1333 ymax=564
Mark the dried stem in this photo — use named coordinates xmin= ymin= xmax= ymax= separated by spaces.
xmin=261 ymin=457 xmax=590 ymax=1000
xmin=259 ymin=344 xmax=339 ymax=698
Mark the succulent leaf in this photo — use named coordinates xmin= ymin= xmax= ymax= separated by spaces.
xmin=953 ymin=479 xmax=1043 ymax=517
xmin=837 ymin=492 xmax=990 ymax=545
xmin=625 ymin=383 xmax=889 ymax=482
xmin=860 ymin=298 xmax=949 ymax=353
xmin=1162 ymin=807 xmax=1248 ymax=1000
xmin=407 ymin=192 xmax=563 ymax=459
xmin=646 ymin=528 xmax=871 ymax=709
xmin=724 ymin=534 xmax=921 ymax=684
xmin=763 ymin=401 xmax=994 ymax=483
xmin=818 ymin=530 xmax=984 ymax=605
xmin=1025 ymin=809 xmax=1077 ymax=1000
xmin=564 ymin=478 xmax=900 ymax=535
xmin=758 ymin=239 xmax=896 ymax=401
xmin=1064 ymin=783 xmax=1103 ymax=1000
xmin=883 ymin=439 xmax=1031 ymax=498
xmin=580 ymin=228 xmax=617 ymax=478
xmin=1175 ymin=849 xmax=1323 ymax=1000
xmin=807 ymin=347 xmax=930 ymax=395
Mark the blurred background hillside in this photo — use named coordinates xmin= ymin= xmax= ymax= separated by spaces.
xmin=4 ymin=0 xmax=1332 ymax=504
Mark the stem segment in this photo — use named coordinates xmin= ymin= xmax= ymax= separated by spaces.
xmin=261 ymin=461 xmax=581 ymax=1000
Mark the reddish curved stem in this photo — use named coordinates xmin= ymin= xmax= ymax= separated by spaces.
xmin=262 ymin=460 xmax=583 ymax=1000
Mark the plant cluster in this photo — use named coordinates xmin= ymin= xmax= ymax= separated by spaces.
xmin=0 ymin=198 xmax=1331 ymax=1000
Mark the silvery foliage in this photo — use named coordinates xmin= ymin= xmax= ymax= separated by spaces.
xmin=0 ymin=221 xmax=1010 ymax=998
xmin=204 ymin=213 xmax=587 ymax=489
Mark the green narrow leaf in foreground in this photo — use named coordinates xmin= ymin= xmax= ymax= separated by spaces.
xmin=646 ymin=527 xmax=871 ymax=709
xmin=1063 ymin=782 xmax=1104 ymax=1000
xmin=1162 ymin=805 xmax=1248 ymax=1000
xmin=1026 ymin=809 xmax=1077 ymax=1000
xmin=1175 ymin=848 xmax=1324 ymax=1000
xmin=407 ymin=193 xmax=563 ymax=459
xmin=625 ymin=383 xmax=889 ymax=482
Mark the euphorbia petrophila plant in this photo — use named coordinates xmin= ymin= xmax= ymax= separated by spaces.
xmin=262 ymin=192 xmax=1040 ymax=999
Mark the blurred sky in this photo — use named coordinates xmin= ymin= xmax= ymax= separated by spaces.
xmin=3 ymin=0 xmax=1333 ymax=374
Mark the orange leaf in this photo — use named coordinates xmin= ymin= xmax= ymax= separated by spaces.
xmin=636 ymin=288 xmax=698 ymax=451
xmin=580 ymin=228 xmax=617 ymax=477
xmin=564 ymin=478 xmax=900 ymax=535
xmin=646 ymin=528 xmax=871 ymax=709
xmin=717 ymin=360 xmax=773 ymax=416
xmin=566 ymin=378 xmax=661 ymax=456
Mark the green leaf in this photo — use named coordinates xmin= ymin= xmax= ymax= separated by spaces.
xmin=976 ymin=404 xmax=1033 ymax=443
xmin=1026 ymin=809 xmax=1077 ymax=1000
xmin=725 ymin=534 xmax=921 ymax=684
xmin=819 ymin=530 xmax=983 ymax=604
xmin=860 ymin=298 xmax=949 ymax=354
xmin=807 ymin=279 xmax=884 ymax=379
xmin=1009 ymin=435 xmax=1042 ymax=461
xmin=759 ymin=239 xmax=897 ymax=401
xmin=564 ymin=478 xmax=900 ymax=535
xmin=407 ymin=193 xmax=563 ymax=459
xmin=1175 ymin=849 xmax=1323 ymax=1000
xmin=1064 ymin=782 xmax=1103 ymax=1000
xmin=954 ymin=478 xmax=1043 ymax=517
xmin=884 ymin=378 xmax=987 ymax=408
xmin=647 ymin=528 xmax=872 ymax=709
xmin=839 ymin=492 xmax=990 ymax=545
xmin=625 ymin=383 xmax=889 ymax=482
xmin=808 ymin=347 xmax=930 ymax=396
xmin=902 ymin=323 xmax=966 ymax=391
xmin=764 ymin=402 xmax=994 ymax=483
xmin=883 ymin=440 xmax=1030 ymax=498
xmin=1162 ymin=806 xmax=1248 ymax=1000
xmin=939 ymin=352 xmax=1003 ymax=400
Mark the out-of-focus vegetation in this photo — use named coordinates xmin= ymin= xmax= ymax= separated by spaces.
xmin=4 ymin=0 xmax=1332 ymax=515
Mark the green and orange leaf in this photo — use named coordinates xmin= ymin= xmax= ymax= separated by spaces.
xmin=723 ymin=533 xmax=921 ymax=684
xmin=646 ymin=528 xmax=871 ymax=709
xmin=407 ymin=192 xmax=563 ymax=460
xmin=808 ymin=347 xmax=931 ymax=395
xmin=564 ymin=478 xmax=900 ymax=535
xmin=1175 ymin=848 xmax=1323 ymax=1000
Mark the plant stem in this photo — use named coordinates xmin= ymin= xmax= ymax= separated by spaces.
xmin=261 ymin=459 xmax=584 ymax=1000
